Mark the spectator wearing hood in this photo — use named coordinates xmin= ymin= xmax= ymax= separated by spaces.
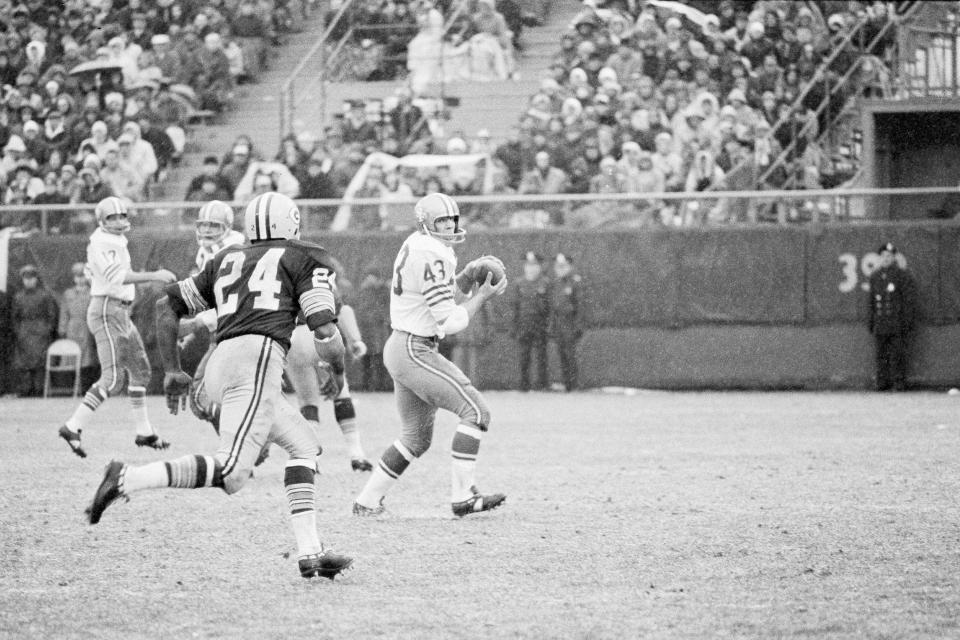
xmin=197 ymin=32 xmax=234 ymax=112
xmin=77 ymin=164 xmax=114 ymax=204
xmin=76 ymin=120 xmax=114 ymax=165
xmin=0 ymin=134 xmax=31 ymax=181
xmin=101 ymin=141 xmax=145 ymax=202
xmin=119 ymin=121 xmax=158 ymax=189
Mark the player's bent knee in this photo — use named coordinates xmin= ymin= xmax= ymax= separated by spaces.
xmin=221 ymin=471 xmax=251 ymax=495
xmin=400 ymin=435 xmax=431 ymax=458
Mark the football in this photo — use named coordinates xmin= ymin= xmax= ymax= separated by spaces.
xmin=473 ymin=256 xmax=506 ymax=287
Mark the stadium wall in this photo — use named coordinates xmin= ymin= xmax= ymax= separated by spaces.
xmin=6 ymin=223 xmax=960 ymax=390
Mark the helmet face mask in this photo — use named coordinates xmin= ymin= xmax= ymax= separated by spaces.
xmin=244 ymin=192 xmax=301 ymax=241
xmin=195 ymin=200 xmax=235 ymax=247
xmin=415 ymin=192 xmax=465 ymax=244
xmin=95 ymin=196 xmax=131 ymax=234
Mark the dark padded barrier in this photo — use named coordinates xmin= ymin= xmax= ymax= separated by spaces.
xmin=675 ymin=227 xmax=806 ymax=324
xmin=6 ymin=224 xmax=960 ymax=389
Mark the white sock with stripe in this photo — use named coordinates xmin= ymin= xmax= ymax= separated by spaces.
xmin=65 ymin=386 xmax=107 ymax=432
xmin=451 ymin=424 xmax=483 ymax=503
xmin=129 ymin=386 xmax=153 ymax=437
xmin=286 ymin=460 xmax=321 ymax=557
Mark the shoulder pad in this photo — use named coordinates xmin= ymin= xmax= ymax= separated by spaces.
xmin=288 ymin=239 xmax=336 ymax=270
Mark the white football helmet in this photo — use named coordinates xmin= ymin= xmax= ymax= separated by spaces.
xmin=95 ymin=196 xmax=131 ymax=234
xmin=244 ymin=192 xmax=301 ymax=241
xmin=415 ymin=192 xmax=464 ymax=244
xmin=195 ymin=200 xmax=235 ymax=248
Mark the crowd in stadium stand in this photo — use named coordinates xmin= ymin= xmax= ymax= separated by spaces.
xmin=492 ymin=0 xmax=898 ymax=227
xmin=324 ymin=0 xmax=535 ymax=86
xmin=0 ymin=0 xmax=302 ymax=235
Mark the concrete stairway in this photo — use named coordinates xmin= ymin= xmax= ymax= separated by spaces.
xmin=162 ymin=1 xmax=580 ymax=200
xmin=162 ymin=10 xmax=330 ymax=201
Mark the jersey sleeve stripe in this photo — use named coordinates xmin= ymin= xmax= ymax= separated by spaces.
xmin=423 ymin=283 xmax=448 ymax=294
xmin=178 ymin=278 xmax=209 ymax=315
xmin=427 ymin=293 xmax=455 ymax=307
xmin=425 ymin=285 xmax=454 ymax=302
xmin=300 ymin=288 xmax=336 ymax=317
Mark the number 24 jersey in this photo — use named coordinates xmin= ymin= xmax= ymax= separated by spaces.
xmin=166 ymin=239 xmax=338 ymax=351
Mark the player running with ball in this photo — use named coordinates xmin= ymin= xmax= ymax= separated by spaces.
xmin=353 ymin=192 xmax=509 ymax=518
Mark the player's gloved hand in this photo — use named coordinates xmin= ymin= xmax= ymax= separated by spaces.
xmin=154 ymin=268 xmax=177 ymax=284
xmin=350 ymin=340 xmax=368 ymax=359
xmin=316 ymin=362 xmax=343 ymax=400
xmin=163 ymin=370 xmax=192 ymax=414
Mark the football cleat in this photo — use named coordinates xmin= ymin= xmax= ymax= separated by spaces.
xmin=58 ymin=425 xmax=87 ymax=458
xmin=451 ymin=486 xmax=506 ymax=518
xmin=352 ymin=498 xmax=386 ymax=517
xmin=350 ymin=458 xmax=373 ymax=472
xmin=298 ymin=548 xmax=353 ymax=580
xmin=135 ymin=433 xmax=171 ymax=450
xmin=86 ymin=460 xmax=129 ymax=524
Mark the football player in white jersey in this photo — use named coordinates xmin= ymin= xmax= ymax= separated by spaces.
xmin=58 ymin=196 xmax=178 ymax=458
xmin=353 ymin=192 xmax=509 ymax=517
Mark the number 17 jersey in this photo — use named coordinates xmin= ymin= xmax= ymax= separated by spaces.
xmin=166 ymin=238 xmax=339 ymax=351
xmin=390 ymin=231 xmax=458 ymax=338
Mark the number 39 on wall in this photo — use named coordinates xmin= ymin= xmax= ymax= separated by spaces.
xmin=838 ymin=252 xmax=908 ymax=293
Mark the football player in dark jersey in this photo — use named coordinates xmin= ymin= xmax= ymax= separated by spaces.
xmin=84 ymin=192 xmax=353 ymax=580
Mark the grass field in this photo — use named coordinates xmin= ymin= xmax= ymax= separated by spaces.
xmin=2 ymin=390 xmax=959 ymax=639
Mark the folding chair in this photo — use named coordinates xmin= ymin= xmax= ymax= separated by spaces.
xmin=44 ymin=339 xmax=82 ymax=398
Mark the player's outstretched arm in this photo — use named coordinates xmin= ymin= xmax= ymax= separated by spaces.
xmin=314 ymin=322 xmax=346 ymax=394
xmin=156 ymin=296 xmax=192 ymax=414
xmin=124 ymin=268 xmax=178 ymax=284
xmin=337 ymin=304 xmax=367 ymax=358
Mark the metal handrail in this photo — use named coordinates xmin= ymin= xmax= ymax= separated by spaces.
xmin=761 ymin=2 xmax=925 ymax=188
xmin=279 ymin=0 xmax=357 ymax=137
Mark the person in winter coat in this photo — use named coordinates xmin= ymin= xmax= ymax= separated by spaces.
xmin=12 ymin=264 xmax=59 ymax=396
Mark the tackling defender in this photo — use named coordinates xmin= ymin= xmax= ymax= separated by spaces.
xmin=85 ymin=192 xmax=353 ymax=580
xmin=353 ymin=192 xmax=508 ymax=517
xmin=58 ymin=196 xmax=177 ymax=458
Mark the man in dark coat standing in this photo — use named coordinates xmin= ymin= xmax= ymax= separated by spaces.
xmin=512 ymin=251 xmax=551 ymax=391
xmin=868 ymin=242 xmax=918 ymax=391
xmin=550 ymin=253 xmax=585 ymax=392
xmin=12 ymin=264 xmax=59 ymax=396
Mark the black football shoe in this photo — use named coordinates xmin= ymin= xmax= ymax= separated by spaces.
xmin=59 ymin=425 xmax=87 ymax=458
xmin=350 ymin=458 xmax=373 ymax=472
xmin=86 ymin=461 xmax=128 ymax=524
xmin=451 ymin=486 xmax=506 ymax=518
xmin=299 ymin=548 xmax=353 ymax=580
xmin=135 ymin=433 xmax=171 ymax=450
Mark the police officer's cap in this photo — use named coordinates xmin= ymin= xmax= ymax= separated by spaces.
xmin=523 ymin=251 xmax=542 ymax=264
xmin=879 ymin=242 xmax=897 ymax=254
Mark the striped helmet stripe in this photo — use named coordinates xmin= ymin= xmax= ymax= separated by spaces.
xmin=263 ymin=193 xmax=274 ymax=239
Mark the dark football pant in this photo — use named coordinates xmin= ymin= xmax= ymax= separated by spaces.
xmin=875 ymin=333 xmax=908 ymax=391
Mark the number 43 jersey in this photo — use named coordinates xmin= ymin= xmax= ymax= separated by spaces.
xmin=390 ymin=231 xmax=458 ymax=338
xmin=166 ymin=239 xmax=339 ymax=351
